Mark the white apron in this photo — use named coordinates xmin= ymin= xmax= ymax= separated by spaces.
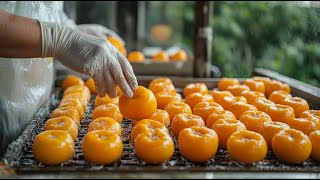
xmin=0 ymin=1 xmax=63 ymax=155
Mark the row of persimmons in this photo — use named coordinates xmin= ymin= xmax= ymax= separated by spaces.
xmin=32 ymin=77 xmax=91 ymax=165
xmin=31 ymin=75 xmax=124 ymax=166
xmin=121 ymin=76 xmax=320 ymax=165
xmin=31 ymin=75 xmax=171 ymax=166
xmin=32 ymin=75 xmax=320 ymax=166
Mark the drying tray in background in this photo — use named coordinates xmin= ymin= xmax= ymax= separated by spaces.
xmin=131 ymin=46 xmax=193 ymax=76
xmin=130 ymin=59 xmax=193 ymax=76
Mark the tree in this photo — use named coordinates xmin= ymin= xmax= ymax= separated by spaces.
xmin=211 ymin=1 xmax=320 ymax=87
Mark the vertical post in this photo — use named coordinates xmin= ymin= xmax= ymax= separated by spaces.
xmin=106 ymin=1 xmax=118 ymax=32
xmin=193 ymin=1 xmax=213 ymax=78
xmin=117 ymin=1 xmax=138 ymax=52
xmin=63 ymin=1 xmax=77 ymax=22
xmin=136 ymin=1 xmax=146 ymax=51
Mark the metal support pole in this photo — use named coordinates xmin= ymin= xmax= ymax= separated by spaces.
xmin=117 ymin=1 xmax=138 ymax=52
xmin=136 ymin=1 xmax=146 ymax=51
xmin=193 ymin=1 xmax=213 ymax=78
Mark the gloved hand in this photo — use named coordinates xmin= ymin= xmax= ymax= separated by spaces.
xmin=76 ymin=24 xmax=125 ymax=45
xmin=39 ymin=21 xmax=138 ymax=98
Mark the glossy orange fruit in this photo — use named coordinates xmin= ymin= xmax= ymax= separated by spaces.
xmin=92 ymin=104 xmax=123 ymax=123
xmin=171 ymin=113 xmax=205 ymax=138
xmin=258 ymin=121 xmax=290 ymax=149
xmin=229 ymin=101 xmax=258 ymax=119
xmin=272 ymin=129 xmax=312 ymax=164
xmin=131 ymin=119 xmax=169 ymax=142
xmin=64 ymin=85 xmax=91 ymax=103
xmin=152 ymin=50 xmax=169 ymax=62
xmin=251 ymin=76 xmax=271 ymax=86
xmin=61 ymin=92 xmax=87 ymax=109
xmin=266 ymin=104 xmax=295 ymax=124
xmin=44 ymin=116 xmax=78 ymax=140
xmin=170 ymin=50 xmax=188 ymax=62
xmin=286 ymin=118 xmax=320 ymax=135
xmin=155 ymin=91 xmax=182 ymax=110
xmin=282 ymin=97 xmax=309 ymax=118
xmin=218 ymin=96 xmax=247 ymax=111
xmin=148 ymin=109 xmax=171 ymax=127
xmin=59 ymin=98 xmax=84 ymax=119
xmin=82 ymin=130 xmax=123 ymax=165
xmin=149 ymin=78 xmax=173 ymax=88
xmin=107 ymin=36 xmax=124 ymax=49
xmin=149 ymin=82 xmax=176 ymax=95
xmin=206 ymin=110 xmax=236 ymax=128
xmin=265 ymin=80 xmax=291 ymax=97
xmin=309 ymin=130 xmax=320 ymax=161
xmin=212 ymin=119 xmax=246 ymax=149
xmin=268 ymin=90 xmax=292 ymax=104
xmin=226 ymin=84 xmax=250 ymax=96
xmin=243 ymin=79 xmax=265 ymax=94
xmin=185 ymin=92 xmax=214 ymax=110
xmin=240 ymin=90 xmax=265 ymax=104
xmin=128 ymin=51 xmax=145 ymax=62
xmin=62 ymin=75 xmax=84 ymax=91
xmin=183 ymin=83 xmax=208 ymax=97
xmin=227 ymin=130 xmax=267 ymax=164
xmin=95 ymin=94 xmax=119 ymax=108
xmin=88 ymin=117 xmax=122 ymax=135
xmin=51 ymin=106 xmax=80 ymax=125
xmin=217 ymin=78 xmax=240 ymax=91
xmin=301 ymin=110 xmax=320 ymax=119
xmin=233 ymin=96 xmax=248 ymax=103
xmin=193 ymin=102 xmax=224 ymax=123
xmin=252 ymin=97 xmax=275 ymax=113
xmin=283 ymin=84 xmax=291 ymax=93
xmin=119 ymin=86 xmax=157 ymax=121
xmin=178 ymin=126 xmax=218 ymax=162
xmin=209 ymin=90 xmax=234 ymax=105
xmin=32 ymin=130 xmax=74 ymax=165
xmin=164 ymin=102 xmax=192 ymax=121
xmin=85 ymin=77 xmax=96 ymax=94
xmin=301 ymin=110 xmax=320 ymax=125
xmin=134 ymin=128 xmax=174 ymax=164
xmin=239 ymin=111 xmax=272 ymax=132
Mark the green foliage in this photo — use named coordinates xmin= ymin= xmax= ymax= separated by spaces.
xmin=212 ymin=1 xmax=320 ymax=87
xmin=147 ymin=1 xmax=320 ymax=87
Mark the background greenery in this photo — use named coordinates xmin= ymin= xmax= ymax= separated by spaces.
xmin=177 ymin=1 xmax=320 ymax=87
xmin=211 ymin=1 xmax=320 ymax=87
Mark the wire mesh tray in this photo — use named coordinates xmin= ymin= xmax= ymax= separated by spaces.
xmin=3 ymin=78 xmax=320 ymax=174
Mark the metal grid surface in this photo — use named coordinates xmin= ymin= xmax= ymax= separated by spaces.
xmin=4 ymin=88 xmax=320 ymax=174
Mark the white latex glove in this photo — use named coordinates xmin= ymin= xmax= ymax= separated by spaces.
xmin=76 ymin=24 xmax=125 ymax=45
xmin=39 ymin=21 xmax=138 ymax=98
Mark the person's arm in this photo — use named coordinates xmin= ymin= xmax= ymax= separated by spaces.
xmin=0 ymin=10 xmax=42 ymax=58
xmin=0 ymin=10 xmax=137 ymax=98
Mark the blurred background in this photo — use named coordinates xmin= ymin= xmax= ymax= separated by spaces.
xmin=63 ymin=1 xmax=320 ymax=87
